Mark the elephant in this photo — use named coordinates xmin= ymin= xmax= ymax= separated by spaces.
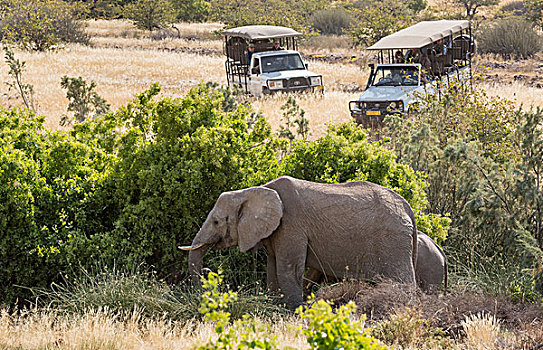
xmin=180 ymin=176 xmax=418 ymax=309
xmin=304 ymin=231 xmax=447 ymax=293
xmin=416 ymin=231 xmax=447 ymax=292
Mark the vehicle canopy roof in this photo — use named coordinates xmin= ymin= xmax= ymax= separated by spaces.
xmin=222 ymin=25 xmax=302 ymax=40
xmin=368 ymin=20 xmax=470 ymax=50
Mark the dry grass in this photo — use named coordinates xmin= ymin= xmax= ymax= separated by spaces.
xmin=1 ymin=19 xmax=541 ymax=135
xmin=0 ymin=308 xmax=307 ymax=349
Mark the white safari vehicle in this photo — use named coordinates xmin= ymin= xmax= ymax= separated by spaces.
xmin=223 ymin=25 xmax=324 ymax=96
xmin=349 ymin=20 xmax=475 ymax=127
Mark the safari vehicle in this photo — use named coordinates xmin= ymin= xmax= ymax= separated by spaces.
xmin=223 ymin=25 xmax=324 ymax=96
xmin=349 ymin=20 xmax=475 ymax=127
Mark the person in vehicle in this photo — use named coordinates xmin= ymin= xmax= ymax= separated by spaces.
xmin=273 ymin=40 xmax=284 ymax=50
xmin=246 ymin=44 xmax=255 ymax=63
xmin=421 ymin=49 xmax=432 ymax=74
xmin=405 ymin=49 xmax=421 ymax=63
xmin=394 ymin=50 xmax=404 ymax=63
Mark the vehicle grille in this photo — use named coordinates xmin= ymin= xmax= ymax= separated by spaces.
xmin=283 ymin=77 xmax=309 ymax=88
xmin=365 ymin=102 xmax=385 ymax=109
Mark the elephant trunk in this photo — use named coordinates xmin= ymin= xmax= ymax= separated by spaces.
xmin=187 ymin=245 xmax=209 ymax=286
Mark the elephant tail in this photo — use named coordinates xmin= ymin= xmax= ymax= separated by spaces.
xmin=443 ymin=249 xmax=448 ymax=293
xmin=407 ymin=205 xmax=418 ymax=277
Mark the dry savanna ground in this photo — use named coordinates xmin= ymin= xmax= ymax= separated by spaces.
xmin=2 ymin=19 xmax=542 ymax=136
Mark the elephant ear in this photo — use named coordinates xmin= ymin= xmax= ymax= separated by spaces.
xmin=237 ymin=187 xmax=283 ymax=253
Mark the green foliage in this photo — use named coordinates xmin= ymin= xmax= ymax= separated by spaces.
xmin=278 ymin=96 xmax=310 ymax=141
xmin=208 ymin=0 xmax=327 ymax=34
xmin=453 ymin=0 xmax=499 ymax=19
xmin=3 ymin=45 xmax=35 ymax=111
xmin=60 ymin=76 xmax=110 ymax=126
xmin=171 ymin=0 xmax=210 ymax=22
xmin=478 ymin=18 xmax=542 ymax=59
xmin=310 ymin=8 xmax=352 ymax=35
xmin=297 ymin=296 xmax=387 ymax=350
xmin=124 ymin=0 xmax=176 ymax=33
xmin=372 ymin=307 xmax=452 ymax=349
xmin=198 ymin=272 xmax=278 ymax=350
xmin=348 ymin=0 xmax=415 ymax=47
xmin=0 ymin=107 xmax=115 ymax=303
xmin=383 ymin=81 xmax=543 ymax=298
xmin=525 ymin=0 xmax=543 ymax=29
xmin=0 ymin=82 xmax=443 ymax=304
xmin=0 ymin=0 xmax=88 ymax=51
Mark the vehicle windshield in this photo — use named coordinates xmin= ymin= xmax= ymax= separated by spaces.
xmin=371 ymin=66 xmax=420 ymax=87
xmin=261 ymin=54 xmax=305 ymax=73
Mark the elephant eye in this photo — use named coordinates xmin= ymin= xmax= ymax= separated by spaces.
xmin=213 ymin=220 xmax=219 ymax=225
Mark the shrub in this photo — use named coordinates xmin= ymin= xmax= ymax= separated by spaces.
xmin=124 ymin=0 xmax=176 ymax=34
xmin=525 ymin=0 xmax=543 ymax=29
xmin=171 ymin=0 xmax=210 ymax=22
xmin=310 ymin=8 xmax=352 ymax=35
xmin=372 ymin=307 xmax=453 ymax=349
xmin=348 ymin=0 xmax=414 ymax=47
xmin=0 ymin=83 xmax=446 ymax=305
xmin=3 ymin=46 xmax=35 ymax=110
xmin=478 ymin=18 xmax=542 ymax=59
xmin=197 ymin=272 xmax=279 ymax=350
xmin=0 ymin=0 xmax=88 ymax=51
xmin=60 ymin=76 xmax=110 ymax=126
xmin=297 ymin=296 xmax=386 ymax=350
xmin=208 ymin=0 xmax=327 ymax=34
xmin=383 ymin=81 xmax=543 ymax=299
xmin=499 ymin=0 xmax=526 ymax=16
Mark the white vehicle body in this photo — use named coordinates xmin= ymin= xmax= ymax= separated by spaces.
xmin=349 ymin=63 xmax=470 ymax=122
xmin=230 ymin=50 xmax=323 ymax=97
xmin=348 ymin=20 xmax=475 ymax=125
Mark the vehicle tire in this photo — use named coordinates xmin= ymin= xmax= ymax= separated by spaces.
xmin=407 ymin=105 xmax=419 ymax=119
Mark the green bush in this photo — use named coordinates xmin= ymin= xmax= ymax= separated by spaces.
xmin=525 ymin=0 xmax=543 ymax=29
xmin=0 ymin=83 xmax=445 ymax=305
xmin=478 ymin=18 xmax=542 ymax=59
xmin=0 ymin=0 xmax=88 ymax=51
xmin=348 ymin=0 xmax=414 ymax=47
xmin=124 ymin=0 xmax=176 ymax=33
xmin=297 ymin=296 xmax=387 ymax=350
xmin=171 ymin=0 xmax=210 ymax=22
xmin=310 ymin=8 xmax=352 ymax=35
xmin=60 ymin=76 xmax=110 ymax=126
xmin=383 ymin=81 xmax=543 ymax=298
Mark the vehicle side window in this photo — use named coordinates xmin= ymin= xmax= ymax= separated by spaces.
xmin=251 ymin=58 xmax=260 ymax=74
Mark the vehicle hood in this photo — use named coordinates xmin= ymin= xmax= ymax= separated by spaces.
xmin=262 ymin=70 xmax=320 ymax=79
xmin=359 ymin=85 xmax=419 ymax=101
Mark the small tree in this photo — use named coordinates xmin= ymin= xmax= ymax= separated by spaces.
xmin=3 ymin=45 xmax=35 ymax=111
xmin=171 ymin=0 xmax=210 ymax=22
xmin=124 ymin=0 xmax=176 ymax=35
xmin=0 ymin=0 xmax=88 ymax=51
xmin=348 ymin=0 xmax=414 ymax=47
xmin=60 ymin=76 xmax=110 ymax=126
xmin=277 ymin=96 xmax=310 ymax=141
xmin=453 ymin=0 xmax=499 ymax=19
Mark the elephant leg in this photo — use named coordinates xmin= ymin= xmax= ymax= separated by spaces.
xmin=266 ymin=244 xmax=280 ymax=293
xmin=304 ymin=267 xmax=324 ymax=296
xmin=276 ymin=253 xmax=306 ymax=310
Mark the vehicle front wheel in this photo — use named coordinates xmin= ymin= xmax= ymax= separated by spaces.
xmin=407 ymin=105 xmax=419 ymax=119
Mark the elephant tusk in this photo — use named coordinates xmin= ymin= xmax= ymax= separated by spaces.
xmin=178 ymin=243 xmax=206 ymax=251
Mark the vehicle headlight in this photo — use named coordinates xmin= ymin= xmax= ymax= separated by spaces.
xmin=389 ymin=102 xmax=397 ymax=109
xmin=310 ymin=76 xmax=322 ymax=86
xmin=268 ymin=80 xmax=283 ymax=89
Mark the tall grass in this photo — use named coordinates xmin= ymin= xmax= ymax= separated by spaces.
xmin=34 ymin=265 xmax=287 ymax=322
